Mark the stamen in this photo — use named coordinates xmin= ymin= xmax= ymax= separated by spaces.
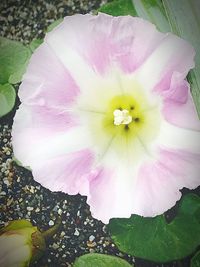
xmin=134 ymin=117 xmax=140 ymax=122
xmin=113 ymin=109 xmax=132 ymax=126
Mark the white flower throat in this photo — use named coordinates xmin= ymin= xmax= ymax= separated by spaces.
xmin=113 ymin=109 xmax=132 ymax=126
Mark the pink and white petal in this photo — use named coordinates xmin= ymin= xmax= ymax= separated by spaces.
xmin=85 ymin=134 xmax=147 ymax=223
xmin=46 ymin=13 xmax=167 ymax=81
xmin=46 ymin=14 xmax=103 ymax=92
xmin=87 ymin=166 xmax=137 ymax=224
xmin=156 ymin=119 xmax=200 ymax=154
xmin=133 ymin=148 xmax=200 ymax=217
xmin=12 ymin=104 xmax=90 ymax=167
xmin=88 ymin=14 xmax=165 ymax=73
xmin=19 ymin=42 xmax=80 ymax=108
xmin=135 ymin=33 xmax=195 ymax=91
xmin=87 ymin=140 xmax=200 ymax=223
xmin=163 ymin=95 xmax=200 ymax=131
xmin=156 ymin=70 xmax=200 ymax=130
xmin=156 ymin=71 xmax=200 ymax=130
xmin=155 ymin=71 xmax=189 ymax=103
xmin=32 ymin=149 xmax=94 ymax=195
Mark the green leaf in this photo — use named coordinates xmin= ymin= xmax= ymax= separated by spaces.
xmin=162 ymin=0 xmax=200 ymax=116
xmin=98 ymin=0 xmax=137 ymax=16
xmin=73 ymin=253 xmax=133 ymax=267
xmin=0 ymin=84 xmax=16 ymax=117
xmin=108 ymin=194 xmax=200 ymax=262
xmin=191 ymin=251 xmax=200 ymax=267
xmin=47 ymin=18 xmax=64 ymax=32
xmin=132 ymin=0 xmax=170 ymax=32
xmin=29 ymin=38 xmax=43 ymax=52
xmin=99 ymin=0 xmax=169 ymax=30
xmin=0 ymin=37 xmax=31 ymax=84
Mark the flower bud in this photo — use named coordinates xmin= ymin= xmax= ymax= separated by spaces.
xmin=0 ymin=220 xmax=46 ymax=267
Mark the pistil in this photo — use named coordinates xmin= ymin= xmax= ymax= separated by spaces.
xmin=113 ymin=109 xmax=132 ymax=126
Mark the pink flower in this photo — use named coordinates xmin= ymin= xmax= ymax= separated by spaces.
xmin=12 ymin=13 xmax=200 ymax=223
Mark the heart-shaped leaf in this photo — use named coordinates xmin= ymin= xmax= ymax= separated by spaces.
xmin=73 ymin=253 xmax=133 ymax=267
xmin=0 ymin=83 xmax=16 ymax=117
xmin=0 ymin=37 xmax=31 ymax=84
xmin=108 ymin=194 xmax=200 ymax=262
xmin=191 ymin=251 xmax=200 ymax=267
xmin=98 ymin=0 xmax=137 ymax=16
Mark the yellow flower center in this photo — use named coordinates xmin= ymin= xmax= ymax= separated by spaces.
xmin=102 ymin=94 xmax=147 ymax=140
xmin=77 ymin=76 xmax=162 ymax=162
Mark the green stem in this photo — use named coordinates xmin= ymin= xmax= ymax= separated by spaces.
xmin=41 ymin=218 xmax=61 ymax=241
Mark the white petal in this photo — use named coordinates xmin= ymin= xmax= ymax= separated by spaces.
xmin=156 ymin=120 xmax=200 ymax=153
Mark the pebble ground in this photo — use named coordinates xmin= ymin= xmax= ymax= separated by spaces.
xmin=0 ymin=1 xmax=198 ymax=266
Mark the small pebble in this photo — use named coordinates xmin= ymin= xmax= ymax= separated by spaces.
xmin=89 ymin=235 xmax=95 ymax=242
xmin=74 ymin=229 xmax=79 ymax=236
xmin=52 ymin=243 xmax=59 ymax=250
xmin=58 ymin=208 xmax=63 ymax=215
xmin=60 ymin=231 xmax=65 ymax=238
xmin=87 ymin=241 xmax=96 ymax=248
xmin=49 ymin=220 xmax=54 ymax=226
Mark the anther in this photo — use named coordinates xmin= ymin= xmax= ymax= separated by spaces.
xmin=124 ymin=125 xmax=129 ymax=131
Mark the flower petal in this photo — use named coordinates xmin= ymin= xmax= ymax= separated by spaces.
xmin=154 ymin=70 xmax=200 ymax=130
xmin=87 ymin=135 xmax=150 ymax=223
xmin=133 ymin=148 xmax=200 ymax=217
xmin=163 ymin=95 xmax=200 ymax=131
xmin=87 ymin=166 xmax=137 ymax=224
xmin=88 ymin=147 xmax=200 ymax=223
xmin=19 ymin=42 xmax=80 ymax=108
xmin=46 ymin=13 xmax=167 ymax=78
xmin=136 ymin=33 xmax=195 ymax=91
xmin=32 ymin=149 xmax=94 ymax=195
xmin=12 ymin=104 xmax=90 ymax=167
xmin=156 ymin=120 xmax=200 ymax=154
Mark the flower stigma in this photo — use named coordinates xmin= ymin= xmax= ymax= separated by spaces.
xmin=113 ymin=109 xmax=132 ymax=126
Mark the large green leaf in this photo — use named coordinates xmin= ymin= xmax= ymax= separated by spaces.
xmin=0 ymin=37 xmax=31 ymax=84
xmin=108 ymin=194 xmax=200 ymax=262
xmin=0 ymin=84 xmax=16 ymax=117
xmin=132 ymin=0 xmax=170 ymax=32
xmin=191 ymin=251 xmax=200 ymax=267
xmin=98 ymin=0 xmax=137 ymax=16
xmin=99 ymin=0 xmax=169 ymax=30
xmin=162 ymin=0 xmax=200 ymax=116
xmin=73 ymin=253 xmax=133 ymax=267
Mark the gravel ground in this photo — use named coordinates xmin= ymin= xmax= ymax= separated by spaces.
xmin=0 ymin=1 xmax=199 ymax=267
